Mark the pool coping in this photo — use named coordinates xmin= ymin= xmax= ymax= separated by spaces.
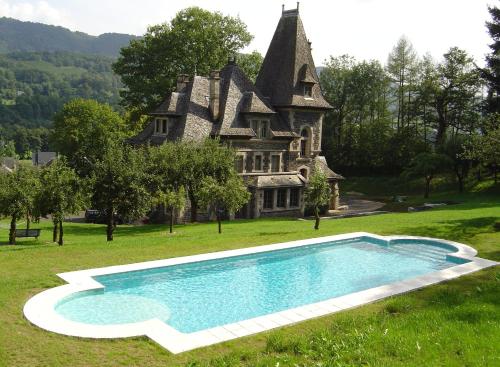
xmin=23 ymin=232 xmax=498 ymax=354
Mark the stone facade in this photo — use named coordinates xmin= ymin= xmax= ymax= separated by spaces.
xmin=131 ymin=5 xmax=343 ymax=221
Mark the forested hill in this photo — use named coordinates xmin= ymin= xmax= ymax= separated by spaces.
xmin=0 ymin=17 xmax=139 ymax=57
xmin=0 ymin=51 xmax=122 ymax=156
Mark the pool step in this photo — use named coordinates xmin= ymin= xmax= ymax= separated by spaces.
xmin=388 ymin=245 xmax=449 ymax=264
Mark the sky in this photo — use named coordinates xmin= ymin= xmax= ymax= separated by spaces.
xmin=0 ymin=0 xmax=495 ymax=66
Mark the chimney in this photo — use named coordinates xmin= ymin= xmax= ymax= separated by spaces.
xmin=209 ymin=70 xmax=221 ymax=121
xmin=176 ymin=74 xmax=189 ymax=92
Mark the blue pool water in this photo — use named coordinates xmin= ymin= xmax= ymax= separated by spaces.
xmin=55 ymin=236 xmax=467 ymax=333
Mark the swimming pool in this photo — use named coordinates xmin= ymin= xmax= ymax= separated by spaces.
xmin=24 ymin=232 xmax=497 ymax=353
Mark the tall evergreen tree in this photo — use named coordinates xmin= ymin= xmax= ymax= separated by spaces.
xmin=483 ymin=5 xmax=500 ymax=113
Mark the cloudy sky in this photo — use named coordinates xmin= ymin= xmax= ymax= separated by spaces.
xmin=0 ymin=0 xmax=495 ymax=66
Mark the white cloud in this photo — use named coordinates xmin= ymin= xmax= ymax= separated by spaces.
xmin=0 ymin=0 xmax=75 ymax=29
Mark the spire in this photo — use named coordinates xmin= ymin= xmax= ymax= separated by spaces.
xmin=256 ymin=5 xmax=331 ymax=110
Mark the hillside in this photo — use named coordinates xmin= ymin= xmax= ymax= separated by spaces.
xmin=0 ymin=17 xmax=139 ymax=57
xmin=0 ymin=51 xmax=123 ymax=156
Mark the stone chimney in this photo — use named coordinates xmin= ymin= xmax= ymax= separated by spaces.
xmin=209 ymin=70 xmax=221 ymax=121
xmin=176 ymin=74 xmax=190 ymax=92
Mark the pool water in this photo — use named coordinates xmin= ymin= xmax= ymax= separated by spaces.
xmin=55 ymin=236 xmax=467 ymax=333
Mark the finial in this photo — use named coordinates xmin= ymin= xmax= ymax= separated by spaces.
xmin=282 ymin=4 xmax=284 ymax=13
xmin=297 ymin=2 xmax=300 ymax=11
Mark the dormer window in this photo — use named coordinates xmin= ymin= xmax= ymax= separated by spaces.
xmin=304 ymin=84 xmax=313 ymax=98
xmin=154 ymin=118 xmax=172 ymax=135
xmin=251 ymin=120 xmax=269 ymax=139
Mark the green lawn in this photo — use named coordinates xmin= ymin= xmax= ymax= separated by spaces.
xmin=0 ymin=187 xmax=499 ymax=366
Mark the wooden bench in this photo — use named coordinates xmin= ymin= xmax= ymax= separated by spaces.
xmin=15 ymin=229 xmax=41 ymax=239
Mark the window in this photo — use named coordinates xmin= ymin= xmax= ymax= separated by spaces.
xmin=251 ymin=120 xmax=269 ymax=139
xmin=260 ymin=121 xmax=268 ymax=138
xmin=271 ymin=155 xmax=280 ymax=172
xmin=300 ymin=168 xmax=308 ymax=179
xmin=155 ymin=118 xmax=171 ymax=135
xmin=277 ymin=189 xmax=287 ymax=208
xmin=263 ymin=189 xmax=274 ymax=209
xmin=251 ymin=120 xmax=258 ymax=134
xmin=300 ymin=129 xmax=309 ymax=157
xmin=235 ymin=155 xmax=244 ymax=173
xmin=254 ymin=155 xmax=262 ymax=171
xmin=304 ymin=84 xmax=313 ymax=98
xmin=290 ymin=188 xmax=300 ymax=207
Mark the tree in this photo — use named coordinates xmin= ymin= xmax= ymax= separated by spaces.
xmin=462 ymin=118 xmax=500 ymax=183
xmin=197 ymin=174 xmax=250 ymax=234
xmin=482 ymin=5 xmax=500 ymax=114
xmin=0 ymin=140 xmax=17 ymax=158
xmin=0 ymin=166 xmax=40 ymax=244
xmin=185 ymin=139 xmax=238 ymax=222
xmin=414 ymin=54 xmax=439 ymax=147
xmin=435 ymin=48 xmax=482 ymax=145
xmin=152 ymin=188 xmax=186 ymax=234
xmin=304 ymin=168 xmax=331 ymax=230
xmin=113 ymin=7 xmax=252 ymax=113
xmin=50 ymin=99 xmax=127 ymax=176
xmin=387 ymin=37 xmax=418 ymax=131
xmin=237 ymin=51 xmax=263 ymax=82
xmin=91 ymin=142 xmax=151 ymax=241
xmin=38 ymin=159 xmax=88 ymax=245
xmin=441 ymin=135 xmax=470 ymax=193
xmin=147 ymin=142 xmax=190 ymax=232
xmin=403 ymin=152 xmax=453 ymax=198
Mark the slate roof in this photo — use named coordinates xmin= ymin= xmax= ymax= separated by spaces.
xmin=313 ymin=156 xmax=344 ymax=180
xmin=131 ymin=5 xmax=331 ymax=146
xmin=255 ymin=8 xmax=332 ymax=110
xmin=254 ymin=174 xmax=305 ymax=188
xmin=214 ymin=63 xmax=276 ymax=138
xmin=150 ymin=92 xmax=187 ymax=116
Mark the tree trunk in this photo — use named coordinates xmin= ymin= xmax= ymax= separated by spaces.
xmin=169 ymin=206 xmax=174 ymax=234
xmin=52 ymin=220 xmax=58 ymax=243
xmin=9 ymin=215 xmax=16 ymax=245
xmin=435 ymin=98 xmax=447 ymax=147
xmin=26 ymin=212 xmax=30 ymax=231
xmin=457 ymin=174 xmax=464 ymax=193
xmin=217 ymin=211 xmax=222 ymax=234
xmin=424 ymin=177 xmax=431 ymax=198
xmin=314 ymin=207 xmax=320 ymax=230
xmin=189 ymin=191 xmax=198 ymax=222
xmin=106 ymin=208 xmax=114 ymax=242
xmin=58 ymin=220 xmax=63 ymax=246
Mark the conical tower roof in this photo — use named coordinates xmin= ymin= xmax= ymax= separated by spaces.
xmin=255 ymin=6 xmax=332 ymax=110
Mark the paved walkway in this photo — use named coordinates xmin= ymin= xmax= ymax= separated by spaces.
xmin=339 ymin=197 xmax=385 ymax=214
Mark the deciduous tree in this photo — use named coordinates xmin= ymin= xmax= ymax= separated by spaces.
xmin=91 ymin=142 xmax=151 ymax=241
xmin=113 ymin=7 xmax=252 ymax=113
xmin=51 ymin=99 xmax=127 ymax=176
xmin=304 ymin=168 xmax=331 ymax=230
xmin=197 ymin=173 xmax=250 ymax=234
xmin=0 ymin=166 xmax=40 ymax=244
xmin=38 ymin=158 xmax=88 ymax=245
xmin=403 ymin=152 xmax=453 ymax=198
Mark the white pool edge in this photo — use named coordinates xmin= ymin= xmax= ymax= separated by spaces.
xmin=23 ymin=232 xmax=498 ymax=354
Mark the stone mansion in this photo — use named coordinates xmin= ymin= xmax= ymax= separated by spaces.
xmin=131 ymin=4 xmax=343 ymax=220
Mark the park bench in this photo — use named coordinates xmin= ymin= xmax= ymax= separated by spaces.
xmin=15 ymin=229 xmax=41 ymax=239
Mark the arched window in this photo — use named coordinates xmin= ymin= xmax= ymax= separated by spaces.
xmin=300 ymin=128 xmax=309 ymax=157
xmin=300 ymin=168 xmax=308 ymax=179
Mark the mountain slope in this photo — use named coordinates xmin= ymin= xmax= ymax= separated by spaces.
xmin=0 ymin=17 xmax=139 ymax=57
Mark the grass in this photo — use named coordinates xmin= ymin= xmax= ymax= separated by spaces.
xmin=0 ymin=182 xmax=499 ymax=366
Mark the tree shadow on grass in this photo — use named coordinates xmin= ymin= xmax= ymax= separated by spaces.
xmin=63 ymin=223 xmax=165 ymax=237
